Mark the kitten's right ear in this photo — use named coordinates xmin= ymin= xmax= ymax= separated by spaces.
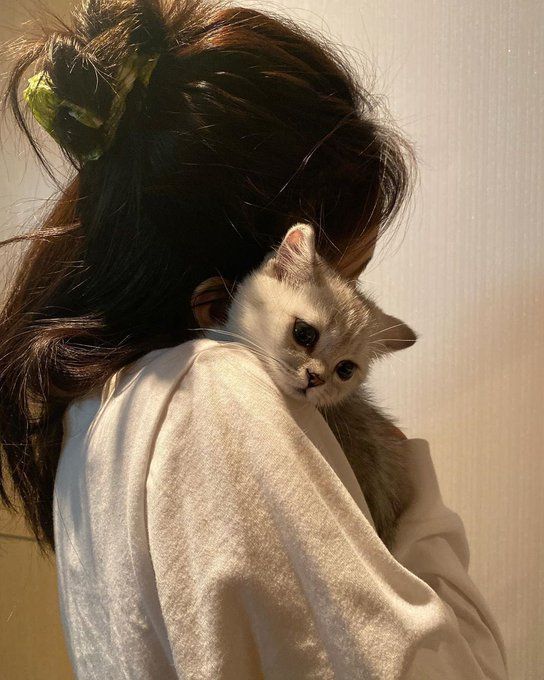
xmin=372 ymin=310 xmax=418 ymax=354
xmin=270 ymin=223 xmax=316 ymax=283
xmin=367 ymin=299 xmax=418 ymax=355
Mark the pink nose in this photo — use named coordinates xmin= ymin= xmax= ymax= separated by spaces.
xmin=306 ymin=369 xmax=325 ymax=388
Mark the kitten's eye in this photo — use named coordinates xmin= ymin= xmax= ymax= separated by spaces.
xmin=293 ymin=318 xmax=319 ymax=349
xmin=336 ymin=360 xmax=356 ymax=381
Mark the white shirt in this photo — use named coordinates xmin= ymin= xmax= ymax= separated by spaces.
xmin=54 ymin=338 xmax=508 ymax=679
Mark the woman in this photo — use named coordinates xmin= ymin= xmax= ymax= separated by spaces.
xmin=0 ymin=0 xmax=507 ymax=677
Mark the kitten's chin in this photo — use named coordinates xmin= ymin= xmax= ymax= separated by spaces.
xmin=280 ymin=383 xmax=333 ymax=408
xmin=293 ymin=386 xmax=327 ymax=407
xmin=267 ymin=364 xmax=328 ymax=405
xmin=285 ymin=385 xmax=308 ymax=401
xmin=305 ymin=391 xmax=329 ymax=407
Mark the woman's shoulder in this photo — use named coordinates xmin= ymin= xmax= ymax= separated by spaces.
xmin=109 ymin=337 xmax=288 ymax=428
xmin=64 ymin=338 xmax=283 ymax=442
xmin=114 ymin=338 xmax=272 ymax=395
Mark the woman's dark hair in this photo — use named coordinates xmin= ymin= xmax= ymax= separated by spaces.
xmin=0 ymin=0 xmax=415 ymax=549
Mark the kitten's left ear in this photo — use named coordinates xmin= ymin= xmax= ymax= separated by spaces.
xmin=372 ymin=308 xmax=418 ymax=354
xmin=271 ymin=222 xmax=316 ymax=283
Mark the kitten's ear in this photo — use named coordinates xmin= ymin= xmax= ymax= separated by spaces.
xmin=271 ymin=223 xmax=316 ymax=283
xmin=372 ymin=308 xmax=418 ymax=354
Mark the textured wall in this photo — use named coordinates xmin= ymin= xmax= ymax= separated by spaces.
xmin=267 ymin=1 xmax=542 ymax=678
xmin=0 ymin=3 xmax=74 ymax=678
xmin=1 ymin=1 xmax=542 ymax=679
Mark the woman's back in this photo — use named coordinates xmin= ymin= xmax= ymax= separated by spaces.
xmin=54 ymin=338 xmax=507 ymax=679
xmin=55 ymin=338 xmax=373 ymax=677
xmin=55 ymin=341 xmax=187 ymax=677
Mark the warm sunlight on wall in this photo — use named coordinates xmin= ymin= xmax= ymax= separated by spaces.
xmin=1 ymin=1 xmax=74 ymax=677
xmin=270 ymin=3 xmax=543 ymax=678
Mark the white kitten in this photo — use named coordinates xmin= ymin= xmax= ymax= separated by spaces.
xmin=219 ymin=222 xmax=415 ymax=405
xmin=206 ymin=223 xmax=416 ymax=548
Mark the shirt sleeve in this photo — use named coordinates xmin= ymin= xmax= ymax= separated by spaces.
xmin=392 ymin=439 xmax=509 ymax=679
xmin=145 ymin=346 xmax=508 ymax=680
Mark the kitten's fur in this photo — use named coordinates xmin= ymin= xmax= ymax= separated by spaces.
xmin=205 ymin=223 xmax=416 ymax=549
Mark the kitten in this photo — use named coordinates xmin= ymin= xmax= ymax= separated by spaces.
xmin=205 ymin=223 xmax=416 ymax=549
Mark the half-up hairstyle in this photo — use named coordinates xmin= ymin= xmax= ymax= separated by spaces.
xmin=0 ymin=0 xmax=415 ymax=549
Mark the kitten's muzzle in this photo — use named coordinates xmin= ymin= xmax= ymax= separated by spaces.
xmin=306 ymin=369 xmax=325 ymax=388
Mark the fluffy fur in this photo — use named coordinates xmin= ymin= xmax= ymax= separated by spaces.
xmin=205 ymin=223 xmax=416 ymax=549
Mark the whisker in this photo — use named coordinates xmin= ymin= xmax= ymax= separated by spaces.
xmin=369 ymin=321 xmax=407 ymax=338
xmin=187 ymin=326 xmax=292 ymax=373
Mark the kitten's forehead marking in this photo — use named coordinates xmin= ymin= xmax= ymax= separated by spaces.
xmin=322 ymin=275 xmax=371 ymax=329
xmin=304 ymin=274 xmax=372 ymax=364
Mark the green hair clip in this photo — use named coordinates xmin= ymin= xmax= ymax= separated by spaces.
xmin=23 ymin=52 xmax=159 ymax=163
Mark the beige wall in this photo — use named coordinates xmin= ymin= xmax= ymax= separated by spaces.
xmin=268 ymin=1 xmax=542 ymax=678
xmin=0 ymin=514 xmax=73 ymax=679
xmin=1 ymin=1 xmax=542 ymax=679
xmin=0 ymin=3 xmax=74 ymax=678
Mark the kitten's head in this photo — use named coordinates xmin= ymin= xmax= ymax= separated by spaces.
xmin=224 ymin=223 xmax=417 ymax=407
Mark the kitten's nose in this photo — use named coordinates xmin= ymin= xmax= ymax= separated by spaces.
xmin=306 ymin=369 xmax=325 ymax=388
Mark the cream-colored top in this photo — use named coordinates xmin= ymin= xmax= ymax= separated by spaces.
xmin=54 ymin=338 xmax=508 ymax=679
